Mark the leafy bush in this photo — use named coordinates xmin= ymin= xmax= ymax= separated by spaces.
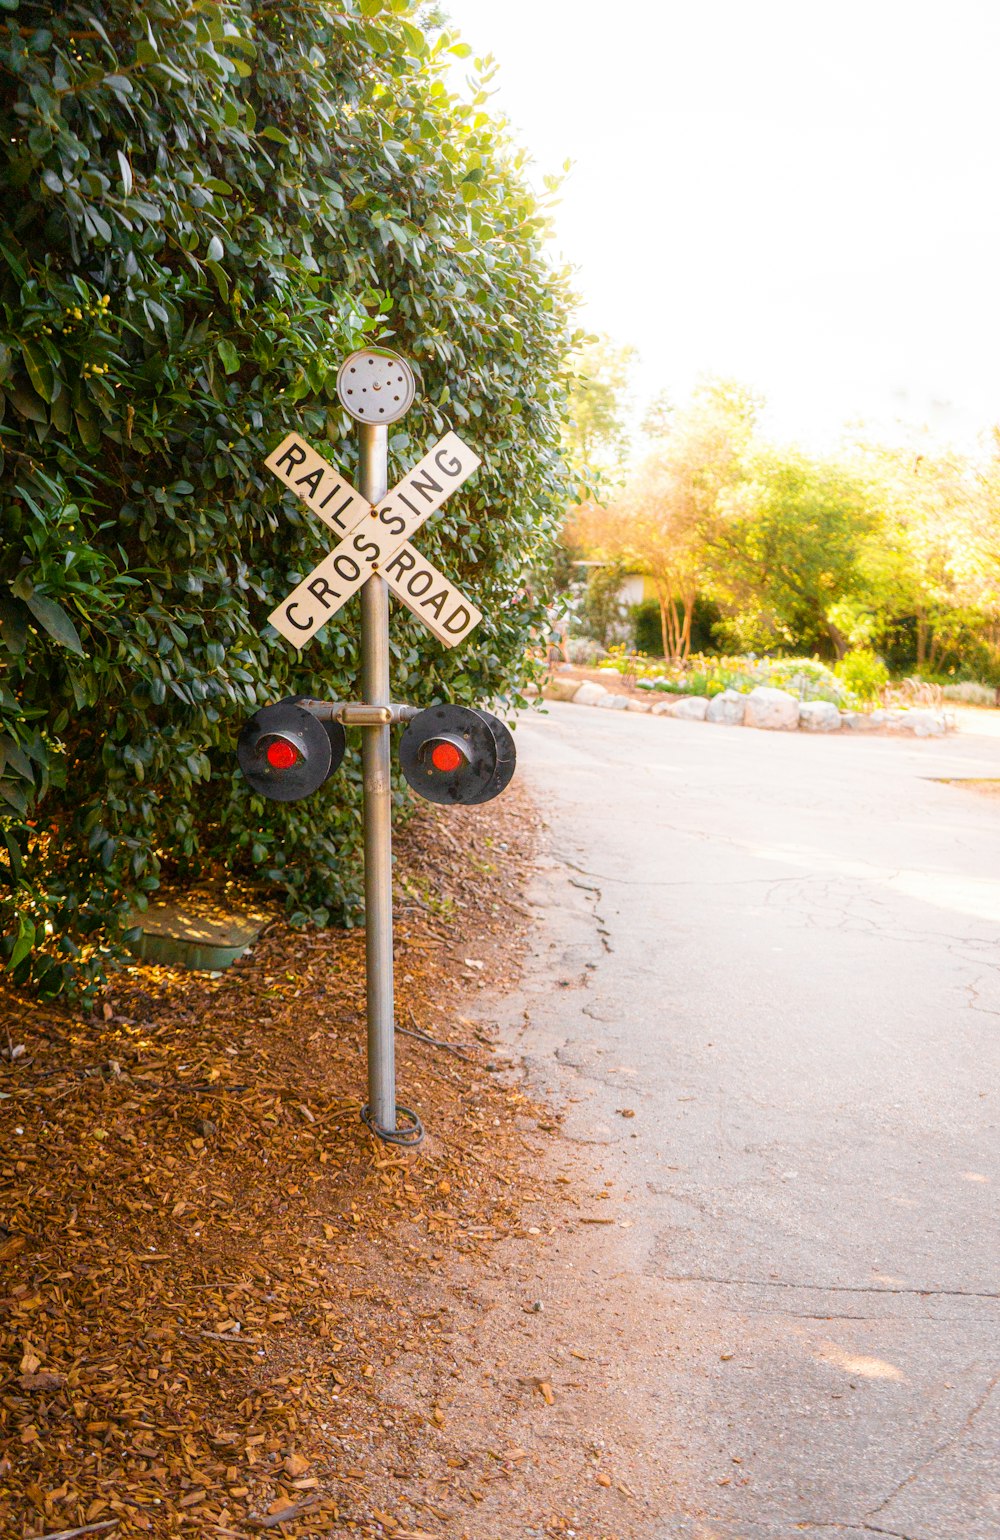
xmin=0 ymin=0 xmax=574 ymax=998
xmin=564 ymin=638 xmax=608 ymax=667
xmin=630 ymin=598 xmax=662 ymax=657
xmin=835 ymin=649 xmax=889 ymax=703
xmin=630 ymin=652 xmax=851 ymax=704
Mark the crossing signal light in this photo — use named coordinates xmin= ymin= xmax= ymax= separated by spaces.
xmin=429 ymin=739 xmax=464 ymax=773
xmin=400 ymin=705 xmax=516 ymax=806
xmin=237 ymin=698 xmax=346 ymax=802
xmin=266 ymin=738 xmax=299 ymax=770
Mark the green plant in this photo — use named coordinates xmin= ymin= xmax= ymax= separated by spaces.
xmin=0 ymin=0 xmax=575 ymax=999
xmin=835 ymin=649 xmax=889 ymax=703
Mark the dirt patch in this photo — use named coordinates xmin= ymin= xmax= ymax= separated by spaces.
xmin=0 ymin=784 xmax=656 ymax=1540
xmin=937 ymin=777 xmax=1000 ymax=796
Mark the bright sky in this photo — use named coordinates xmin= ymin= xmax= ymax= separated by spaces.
xmin=443 ymin=0 xmax=1000 ymax=455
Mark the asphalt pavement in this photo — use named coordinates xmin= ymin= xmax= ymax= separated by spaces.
xmin=498 ymin=702 xmax=1000 ymax=1540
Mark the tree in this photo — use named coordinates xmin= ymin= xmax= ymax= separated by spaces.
xmin=0 ymin=0 xmax=574 ymax=999
xmin=640 ymin=389 xmax=673 ymax=441
xmin=570 ymin=378 xmax=758 ymax=659
xmin=562 ymin=335 xmax=636 ymax=490
xmin=711 ymin=448 xmax=878 ymax=657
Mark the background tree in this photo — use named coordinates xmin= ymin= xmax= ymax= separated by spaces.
xmin=569 ymin=378 xmax=758 ymax=659
xmin=0 ymin=0 xmax=574 ymax=999
xmin=711 ymin=448 xmax=877 ymax=657
xmin=562 ymin=335 xmax=636 ymax=491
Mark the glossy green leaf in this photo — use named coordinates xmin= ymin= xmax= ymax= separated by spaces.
xmin=24 ymin=594 xmax=86 ymax=656
xmin=8 ymin=912 xmax=35 ymax=971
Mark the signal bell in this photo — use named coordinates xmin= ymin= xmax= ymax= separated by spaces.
xmin=400 ymin=705 xmax=516 ymax=806
xmin=237 ymin=699 xmax=346 ymax=802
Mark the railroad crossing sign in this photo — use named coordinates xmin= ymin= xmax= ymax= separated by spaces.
xmin=241 ymin=346 xmax=515 ymax=1149
xmin=265 ymin=430 xmax=483 ymax=649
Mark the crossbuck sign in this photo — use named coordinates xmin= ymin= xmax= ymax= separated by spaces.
xmin=265 ymin=431 xmax=483 ymax=648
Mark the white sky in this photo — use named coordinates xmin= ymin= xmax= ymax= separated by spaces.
xmin=443 ymin=0 xmax=1000 ymax=454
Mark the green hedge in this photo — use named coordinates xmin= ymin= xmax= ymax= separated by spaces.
xmin=0 ymin=0 xmax=574 ymax=1000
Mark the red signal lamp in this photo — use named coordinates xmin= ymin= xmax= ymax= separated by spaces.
xmin=419 ymin=733 xmax=469 ymax=776
xmin=265 ymin=737 xmax=299 ymax=770
xmin=430 ymin=740 xmax=464 ymax=773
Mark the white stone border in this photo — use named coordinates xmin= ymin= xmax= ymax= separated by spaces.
xmin=536 ymin=677 xmax=954 ymax=738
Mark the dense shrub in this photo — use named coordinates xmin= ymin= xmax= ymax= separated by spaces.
xmin=0 ymin=0 xmax=574 ymax=998
xmin=835 ymin=649 xmax=889 ymax=702
xmin=629 ymin=594 xmax=721 ymax=657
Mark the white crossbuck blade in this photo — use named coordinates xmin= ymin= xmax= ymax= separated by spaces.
xmin=264 ymin=430 xmax=483 ymax=649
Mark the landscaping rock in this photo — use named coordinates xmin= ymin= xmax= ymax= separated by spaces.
xmin=670 ymin=696 xmax=710 ymax=721
xmin=706 ymin=689 xmax=747 ymax=726
xmin=597 ymin=666 xmax=620 ymax=677
xmin=573 ymin=681 xmax=608 ymax=706
xmin=542 ymin=676 xmax=582 ymax=702
xmin=626 ymin=699 xmax=652 ymax=713
xmin=841 ymin=710 xmax=883 ymax=731
xmin=596 ymin=692 xmax=628 ymax=710
xmin=900 ymin=710 xmax=947 ymax=738
xmin=650 ymin=700 xmax=675 ymax=716
xmin=744 ymin=686 xmax=800 ymax=731
xmin=798 ymin=700 xmax=842 ymax=732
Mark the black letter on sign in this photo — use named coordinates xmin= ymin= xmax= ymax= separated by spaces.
xmin=294 ymin=467 xmax=324 ymax=500
xmin=320 ymin=488 xmax=355 ymax=530
xmin=307 ymin=576 xmax=338 ymax=611
xmin=408 ymin=468 xmax=443 ymax=504
xmin=333 ymin=553 xmax=361 ymax=583
xmin=386 ymin=547 xmax=417 ymax=580
xmin=444 ymin=604 xmax=471 ymax=634
xmin=434 ymin=447 xmax=463 ymax=478
xmin=275 ymin=442 xmax=308 ymax=475
xmin=284 ymin=601 xmax=314 ymax=632
xmin=406 ymin=570 xmax=434 ymax=599
xmin=422 ymin=587 xmax=447 ymax=620
xmin=379 ymin=505 xmax=406 ymax=537
xmin=351 ymin=531 xmax=380 ymax=564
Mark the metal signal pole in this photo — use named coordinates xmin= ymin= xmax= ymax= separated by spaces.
xmin=357 ymin=423 xmax=397 ymax=1135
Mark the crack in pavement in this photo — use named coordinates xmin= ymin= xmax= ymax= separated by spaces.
xmin=864 ymin=1372 xmax=1000 ymax=1524
xmin=796 ymin=1524 xmax=924 ymax=1540
xmin=652 ymin=1274 xmax=1000 ymax=1300
xmin=558 ymin=851 xmax=825 ymax=889
xmin=964 ymin=976 xmax=1000 ymax=1018
xmin=565 ymin=872 xmax=612 ymax=951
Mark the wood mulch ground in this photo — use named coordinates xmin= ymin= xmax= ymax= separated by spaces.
xmin=0 ymin=783 xmax=629 ymax=1540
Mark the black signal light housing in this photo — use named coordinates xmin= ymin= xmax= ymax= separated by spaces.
xmin=237 ymin=698 xmax=346 ymax=802
xmin=399 ymin=705 xmax=516 ymax=806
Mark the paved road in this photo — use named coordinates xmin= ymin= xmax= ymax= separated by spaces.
xmin=501 ymin=703 xmax=999 ymax=1540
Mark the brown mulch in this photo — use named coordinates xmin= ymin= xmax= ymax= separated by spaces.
xmin=0 ymin=784 xmax=576 ymax=1540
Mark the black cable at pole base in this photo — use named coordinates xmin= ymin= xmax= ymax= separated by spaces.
xmin=360 ymin=1102 xmax=424 ymax=1148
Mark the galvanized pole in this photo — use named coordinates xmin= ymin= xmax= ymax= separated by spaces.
xmin=357 ymin=422 xmax=396 ymax=1132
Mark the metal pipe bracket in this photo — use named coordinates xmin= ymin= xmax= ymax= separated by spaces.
xmin=297 ymin=699 xmax=421 ymax=728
